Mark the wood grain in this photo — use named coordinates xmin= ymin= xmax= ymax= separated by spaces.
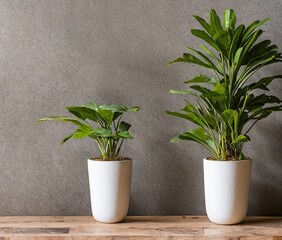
xmin=0 ymin=216 xmax=281 ymax=239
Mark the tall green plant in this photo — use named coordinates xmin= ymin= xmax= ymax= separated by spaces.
xmin=39 ymin=102 xmax=140 ymax=160
xmin=167 ymin=9 xmax=282 ymax=160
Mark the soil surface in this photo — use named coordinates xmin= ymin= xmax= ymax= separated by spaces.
xmin=206 ymin=156 xmax=251 ymax=161
xmin=90 ymin=157 xmax=131 ymax=161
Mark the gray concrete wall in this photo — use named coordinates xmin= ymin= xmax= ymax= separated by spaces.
xmin=0 ymin=0 xmax=281 ymax=216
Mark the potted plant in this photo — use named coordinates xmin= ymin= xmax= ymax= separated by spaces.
xmin=167 ymin=9 xmax=282 ymax=224
xmin=39 ymin=102 xmax=140 ymax=223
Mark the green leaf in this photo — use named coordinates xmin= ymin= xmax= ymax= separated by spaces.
xmin=177 ymin=127 xmax=217 ymax=154
xmin=185 ymin=46 xmax=218 ymax=70
xmin=169 ymin=89 xmax=192 ymax=94
xmin=242 ymin=18 xmax=270 ymax=42
xmin=128 ymin=106 xmax=141 ymax=112
xmin=185 ymin=75 xmax=211 ymax=84
xmin=214 ymin=83 xmax=226 ymax=94
xmin=248 ymin=94 xmax=281 ymax=111
xmin=229 ymin=24 xmax=245 ymax=59
xmin=38 ymin=116 xmax=85 ymax=127
xmin=66 ymin=107 xmax=101 ymax=123
xmin=90 ymin=128 xmax=112 ymax=138
xmin=170 ymin=136 xmax=181 ymax=142
xmin=166 ymin=111 xmax=205 ymax=127
xmin=116 ymin=131 xmax=133 ymax=139
xmin=72 ymin=125 xmax=93 ymax=138
xmin=223 ymin=9 xmax=236 ymax=30
xmin=238 ymin=30 xmax=263 ymax=67
xmin=182 ymin=53 xmax=214 ymax=69
xmin=60 ymin=134 xmax=74 ymax=145
xmin=242 ymin=75 xmax=282 ymax=93
xmin=233 ymin=47 xmax=243 ymax=66
xmin=99 ymin=104 xmax=127 ymax=112
xmin=193 ymin=15 xmax=213 ymax=36
xmin=231 ymin=135 xmax=249 ymax=145
xmin=119 ymin=121 xmax=131 ymax=132
xmin=221 ymin=109 xmax=238 ymax=126
xmin=201 ymin=45 xmax=220 ymax=61
xmin=213 ymin=30 xmax=231 ymax=57
xmin=83 ymin=102 xmax=98 ymax=110
xmin=210 ymin=9 xmax=223 ymax=34
xmin=97 ymin=109 xmax=114 ymax=125
xmin=191 ymin=29 xmax=220 ymax=51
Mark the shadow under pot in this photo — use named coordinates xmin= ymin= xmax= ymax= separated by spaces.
xmin=203 ymin=158 xmax=252 ymax=225
xmin=88 ymin=159 xmax=132 ymax=223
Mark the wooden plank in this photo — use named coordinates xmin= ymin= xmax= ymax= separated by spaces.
xmin=0 ymin=216 xmax=281 ymax=239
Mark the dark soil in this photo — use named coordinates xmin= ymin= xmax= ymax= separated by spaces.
xmin=206 ymin=156 xmax=251 ymax=161
xmin=90 ymin=157 xmax=132 ymax=161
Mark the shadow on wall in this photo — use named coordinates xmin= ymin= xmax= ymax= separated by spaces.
xmin=248 ymin=120 xmax=282 ymax=215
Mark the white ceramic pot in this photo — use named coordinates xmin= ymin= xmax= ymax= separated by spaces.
xmin=88 ymin=159 xmax=132 ymax=223
xmin=203 ymin=158 xmax=252 ymax=225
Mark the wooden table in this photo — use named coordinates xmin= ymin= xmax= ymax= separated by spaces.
xmin=0 ymin=216 xmax=281 ymax=239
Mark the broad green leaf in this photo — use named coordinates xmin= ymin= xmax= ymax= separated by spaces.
xmin=90 ymin=128 xmax=112 ymax=138
xmin=238 ymin=30 xmax=263 ymax=67
xmin=60 ymin=134 xmax=74 ymax=145
xmin=119 ymin=121 xmax=131 ymax=132
xmin=67 ymin=109 xmax=86 ymax=120
xmin=246 ymin=48 xmax=278 ymax=66
xmin=223 ymin=9 xmax=236 ymax=30
xmin=214 ymin=83 xmax=226 ymax=94
xmin=229 ymin=24 xmax=245 ymax=59
xmin=97 ymin=109 xmax=114 ymax=125
xmin=66 ymin=107 xmax=101 ymax=123
xmin=213 ymin=30 xmax=231 ymax=57
xmin=182 ymin=104 xmax=194 ymax=112
xmin=168 ymin=57 xmax=186 ymax=65
xmin=185 ymin=75 xmax=211 ymax=84
xmin=242 ymin=18 xmax=270 ymax=42
xmin=191 ymin=29 xmax=220 ymax=51
xmin=231 ymin=135 xmax=249 ymax=145
xmin=116 ymin=131 xmax=133 ymax=139
xmin=83 ymin=102 xmax=98 ymax=110
xmin=182 ymin=53 xmax=214 ymax=69
xmin=99 ymin=104 xmax=127 ymax=112
xmin=244 ymin=41 xmax=274 ymax=63
xmin=247 ymin=75 xmax=282 ymax=91
xmin=210 ymin=9 xmax=223 ymax=33
xmin=221 ymin=109 xmax=238 ymax=126
xmin=193 ymin=15 xmax=213 ymax=36
xmin=177 ymin=127 xmax=217 ymax=154
xmin=201 ymin=45 xmax=221 ymax=62
xmin=185 ymin=75 xmax=220 ymax=87
xmin=234 ymin=47 xmax=243 ymax=66
xmin=166 ymin=111 xmax=205 ymax=127
xmin=185 ymin=46 xmax=217 ymax=69
xmin=72 ymin=125 xmax=93 ymax=138
xmin=38 ymin=116 xmax=85 ymax=127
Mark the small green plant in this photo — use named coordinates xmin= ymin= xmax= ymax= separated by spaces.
xmin=167 ymin=9 xmax=282 ymax=160
xmin=39 ymin=102 xmax=140 ymax=160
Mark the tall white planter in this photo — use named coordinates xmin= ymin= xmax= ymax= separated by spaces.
xmin=88 ymin=159 xmax=132 ymax=223
xmin=203 ymin=158 xmax=252 ymax=224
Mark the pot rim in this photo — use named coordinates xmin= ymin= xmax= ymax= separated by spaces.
xmin=203 ymin=158 xmax=252 ymax=163
xmin=88 ymin=158 xmax=132 ymax=163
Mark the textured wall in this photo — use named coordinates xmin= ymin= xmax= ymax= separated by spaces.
xmin=0 ymin=0 xmax=281 ymax=216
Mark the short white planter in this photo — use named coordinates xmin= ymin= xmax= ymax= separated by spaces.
xmin=203 ymin=158 xmax=252 ymax=225
xmin=88 ymin=159 xmax=132 ymax=223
